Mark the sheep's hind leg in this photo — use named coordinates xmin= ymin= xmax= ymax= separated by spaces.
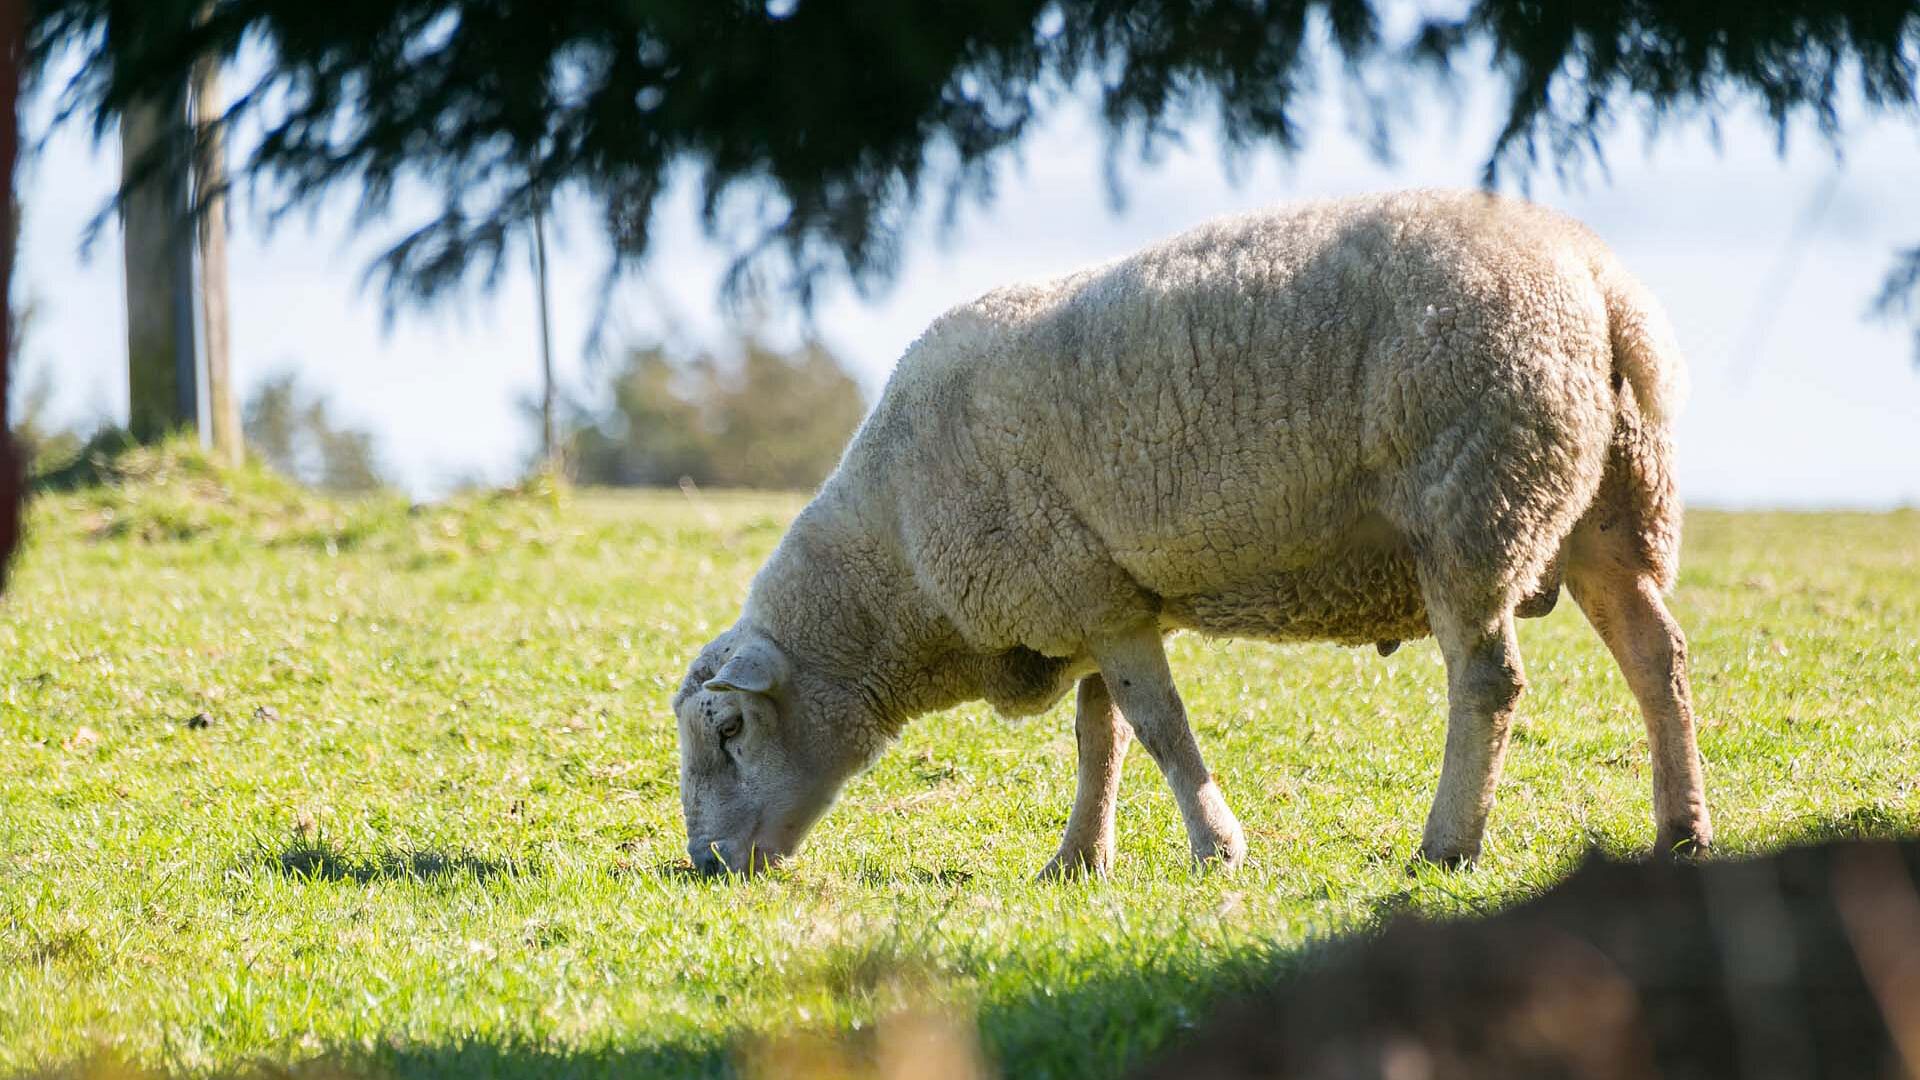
xmin=1038 ymin=675 xmax=1132 ymax=880
xmin=1090 ymin=626 xmax=1245 ymax=870
xmin=1417 ymin=586 xmax=1528 ymax=868
xmin=1566 ymin=557 xmax=1713 ymax=856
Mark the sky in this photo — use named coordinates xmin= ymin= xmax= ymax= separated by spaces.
xmin=13 ymin=51 xmax=1920 ymax=506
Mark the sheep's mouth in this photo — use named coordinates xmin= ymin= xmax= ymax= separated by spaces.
xmin=702 ymin=843 xmax=789 ymax=878
xmin=740 ymin=849 xmax=790 ymax=877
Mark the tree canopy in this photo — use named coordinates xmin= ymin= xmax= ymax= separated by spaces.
xmin=27 ymin=1 xmax=1920 ymax=321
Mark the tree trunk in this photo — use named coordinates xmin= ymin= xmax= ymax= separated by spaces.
xmin=532 ymin=202 xmax=557 ymax=473
xmin=0 ymin=0 xmax=26 ymax=592
xmin=121 ymin=91 xmax=198 ymax=443
xmin=193 ymin=54 xmax=238 ymax=466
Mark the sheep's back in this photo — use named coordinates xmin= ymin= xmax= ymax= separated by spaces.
xmin=871 ymin=191 xmax=1620 ymax=651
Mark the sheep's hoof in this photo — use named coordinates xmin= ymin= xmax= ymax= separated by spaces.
xmin=1413 ymin=839 xmax=1480 ymax=872
xmin=1190 ymin=824 xmax=1247 ymax=872
xmin=1375 ymin=639 xmax=1401 ymax=656
xmin=1655 ymin=825 xmax=1713 ymax=860
xmin=1036 ymin=844 xmax=1115 ymax=882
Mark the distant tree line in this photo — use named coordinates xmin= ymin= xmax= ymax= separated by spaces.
xmin=561 ymin=337 xmax=866 ymax=492
xmin=13 ymin=336 xmax=863 ymax=495
xmin=11 ymin=365 xmax=384 ymax=494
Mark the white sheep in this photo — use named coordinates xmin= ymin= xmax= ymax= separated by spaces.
xmin=673 ymin=188 xmax=1712 ymax=877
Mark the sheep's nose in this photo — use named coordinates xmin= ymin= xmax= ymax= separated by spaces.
xmin=689 ymin=840 xmax=729 ymax=876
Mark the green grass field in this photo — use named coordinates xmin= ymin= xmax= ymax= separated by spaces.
xmin=4 ymin=448 xmax=1918 ymax=1077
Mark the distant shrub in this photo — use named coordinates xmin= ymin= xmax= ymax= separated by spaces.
xmin=7 ymin=363 xmax=90 ymax=479
xmin=564 ymin=337 xmax=866 ymax=491
xmin=243 ymin=371 xmax=386 ymax=493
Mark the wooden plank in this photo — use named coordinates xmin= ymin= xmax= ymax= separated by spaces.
xmin=193 ymin=55 xmax=239 ymax=466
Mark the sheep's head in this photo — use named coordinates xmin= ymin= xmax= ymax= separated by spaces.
xmin=672 ymin=626 xmax=875 ymax=875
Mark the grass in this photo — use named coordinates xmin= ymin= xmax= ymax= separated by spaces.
xmin=3 ymin=444 xmax=1917 ymax=1077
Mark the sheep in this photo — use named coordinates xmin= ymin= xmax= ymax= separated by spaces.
xmin=673 ymin=188 xmax=1712 ymax=877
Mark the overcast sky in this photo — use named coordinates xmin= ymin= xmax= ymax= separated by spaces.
xmin=13 ymin=54 xmax=1920 ymax=505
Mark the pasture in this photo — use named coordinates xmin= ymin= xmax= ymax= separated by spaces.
xmin=3 ymin=447 xmax=1917 ymax=1077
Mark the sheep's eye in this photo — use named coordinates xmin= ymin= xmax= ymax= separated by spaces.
xmin=716 ymin=714 xmax=743 ymax=743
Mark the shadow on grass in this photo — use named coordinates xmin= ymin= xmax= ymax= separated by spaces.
xmin=26 ymin=811 xmax=1920 ymax=1080
xmin=267 ymin=835 xmax=533 ymax=885
xmin=615 ymin=859 xmax=974 ymax=886
xmin=1130 ymin=823 xmax=1920 ymax=1080
xmin=5 ymin=944 xmax=1307 ymax=1080
xmin=14 ymin=1039 xmax=732 ymax=1080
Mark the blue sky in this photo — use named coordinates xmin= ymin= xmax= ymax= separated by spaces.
xmin=13 ymin=58 xmax=1920 ymax=505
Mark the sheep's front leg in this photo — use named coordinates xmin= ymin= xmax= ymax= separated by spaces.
xmin=1038 ymin=675 xmax=1132 ymax=879
xmin=1091 ymin=626 xmax=1246 ymax=870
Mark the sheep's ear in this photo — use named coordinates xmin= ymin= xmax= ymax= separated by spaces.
xmin=703 ymin=639 xmax=786 ymax=696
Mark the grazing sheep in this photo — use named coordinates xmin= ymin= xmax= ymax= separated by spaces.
xmin=674 ymin=189 xmax=1712 ymax=877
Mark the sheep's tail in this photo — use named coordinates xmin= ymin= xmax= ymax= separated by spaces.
xmin=1590 ymin=260 xmax=1686 ymax=590
xmin=1599 ymin=266 xmax=1688 ymax=428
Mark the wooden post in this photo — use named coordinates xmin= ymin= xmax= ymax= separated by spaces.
xmin=121 ymin=91 xmax=198 ymax=443
xmin=531 ymin=201 xmax=557 ymax=473
xmin=192 ymin=54 xmax=238 ymax=466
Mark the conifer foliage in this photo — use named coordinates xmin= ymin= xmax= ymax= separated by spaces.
xmin=30 ymin=1 xmax=1919 ymax=317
